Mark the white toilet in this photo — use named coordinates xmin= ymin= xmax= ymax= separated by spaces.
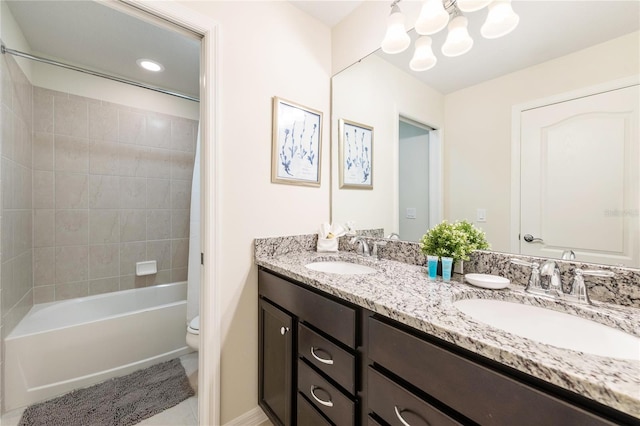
xmin=186 ymin=315 xmax=200 ymax=351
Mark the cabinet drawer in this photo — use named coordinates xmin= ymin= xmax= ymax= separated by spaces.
xmin=299 ymin=323 xmax=356 ymax=395
xmin=368 ymin=367 xmax=463 ymax=426
xmin=297 ymin=392 xmax=333 ymax=426
xmin=298 ymin=359 xmax=355 ymax=426
xmin=368 ymin=316 xmax=617 ymax=426
xmin=259 ymin=269 xmax=357 ymax=348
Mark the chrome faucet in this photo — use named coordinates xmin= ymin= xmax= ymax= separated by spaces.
xmin=371 ymin=241 xmax=387 ymax=259
xmin=541 ymin=260 xmax=563 ymax=297
xmin=561 ymin=250 xmax=576 ymax=260
xmin=568 ymin=269 xmax=615 ymax=305
xmin=350 ymin=236 xmax=370 ymax=257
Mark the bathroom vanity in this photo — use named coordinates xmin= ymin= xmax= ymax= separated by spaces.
xmin=255 ymin=237 xmax=640 ymax=426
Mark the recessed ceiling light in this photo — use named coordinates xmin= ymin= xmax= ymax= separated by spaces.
xmin=136 ymin=59 xmax=164 ymax=72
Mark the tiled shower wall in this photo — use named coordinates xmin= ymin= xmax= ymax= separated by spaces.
xmin=32 ymin=87 xmax=197 ymax=303
xmin=1 ymin=50 xmax=34 ymax=411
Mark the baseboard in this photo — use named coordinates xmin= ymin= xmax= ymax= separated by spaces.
xmin=223 ymin=406 xmax=269 ymax=426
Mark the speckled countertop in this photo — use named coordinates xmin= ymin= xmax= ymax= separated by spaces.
xmin=255 ymin=249 xmax=640 ymax=419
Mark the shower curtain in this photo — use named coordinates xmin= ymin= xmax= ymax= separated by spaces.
xmin=187 ymin=124 xmax=201 ymax=322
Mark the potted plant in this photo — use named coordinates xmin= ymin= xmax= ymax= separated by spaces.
xmin=419 ymin=220 xmax=490 ymax=274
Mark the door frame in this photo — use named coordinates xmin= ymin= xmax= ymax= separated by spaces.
xmin=509 ymin=75 xmax=639 ymax=254
xmin=112 ymin=1 xmax=220 ymax=424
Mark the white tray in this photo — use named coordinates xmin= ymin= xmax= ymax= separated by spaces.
xmin=464 ymin=273 xmax=510 ymax=289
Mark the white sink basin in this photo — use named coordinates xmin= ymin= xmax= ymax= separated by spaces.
xmin=453 ymin=298 xmax=640 ymax=361
xmin=305 ymin=261 xmax=377 ymax=275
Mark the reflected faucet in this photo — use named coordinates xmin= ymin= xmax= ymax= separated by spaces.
xmin=561 ymin=250 xmax=576 ymax=260
xmin=387 ymin=233 xmax=400 ymax=240
xmin=350 ymin=236 xmax=370 ymax=257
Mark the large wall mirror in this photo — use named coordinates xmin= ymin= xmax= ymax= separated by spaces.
xmin=331 ymin=1 xmax=640 ymax=267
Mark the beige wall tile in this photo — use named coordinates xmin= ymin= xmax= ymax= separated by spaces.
xmin=55 ymin=281 xmax=88 ymax=300
xmin=89 ymin=243 xmax=120 ymax=279
xmin=55 ymin=172 xmax=88 ymax=208
xmin=33 ymin=87 xmax=53 ymax=133
xmin=55 ymin=210 xmax=88 ymax=246
xmin=147 ymin=210 xmax=171 ymax=240
xmin=145 ymin=147 xmax=172 ymax=179
xmin=33 ymin=132 xmax=54 ymax=171
xmin=120 ymin=177 xmax=146 ymax=209
xmin=144 ymin=113 xmax=171 ymax=149
xmin=120 ymin=274 xmax=146 ymax=290
xmin=120 ymin=242 xmax=146 ymax=276
xmin=171 ymin=238 xmax=189 ymax=269
xmin=54 ymin=95 xmax=88 ymax=138
xmin=119 ymin=144 xmax=146 ymax=177
xmin=89 ymin=175 xmax=120 ymax=209
xmin=146 ymin=240 xmax=171 ymax=270
xmin=147 ymin=178 xmax=171 ymax=209
xmin=33 ymin=285 xmax=55 ymax=304
xmin=54 ymin=135 xmax=89 ymax=173
xmin=33 ymin=170 xmax=54 ymax=208
xmin=89 ymin=277 xmax=120 ymax=295
xmin=89 ymin=141 xmax=119 ymax=175
xmin=171 ymin=150 xmax=195 ymax=180
xmin=2 ymin=105 xmax=14 ymax=160
xmin=171 ymin=118 xmax=196 ymax=153
xmin=89 ymin=103 xmax=118 ymax=142
xmin=171 ymin=179 xmax=191 ymax=210
xmin=55 ymin=245 xmax=88 ymax=284
xmin=1 ymin=211 xmax=14 ymax=262
xmin=34 ymin=209 xmax=55 ymax=247
xmin=15 ymin=210 xmax=32 ymax=254
xmin=147 ymin=269 xmax=172 ymax=286
xmin=89 ymin=210 xmax=120 ymax=243
xmin=172 ymin=209 xmax=190 ymax=239
xmin=33 ymin=247 xmax=55 ymax=286
xmin=2 ymin=158 xmax=13 ymax=209
xmin=118 ymin=110 xmax=145 ymax=144
xmin=171 ymin=267 xmax=188 ymax=283
xmin=120 ymin=210 xmax=146 ymax=242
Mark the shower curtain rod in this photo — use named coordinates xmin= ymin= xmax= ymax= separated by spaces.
xmin=1 ymin=45 xmax=200 ymax=103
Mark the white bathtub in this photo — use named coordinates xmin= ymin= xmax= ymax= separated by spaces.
xmin=5 ymin=282 xmax=192 ymax=411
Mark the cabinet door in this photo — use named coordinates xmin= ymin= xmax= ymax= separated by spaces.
xmin=259 ymin=299 xmax=294 ymax=426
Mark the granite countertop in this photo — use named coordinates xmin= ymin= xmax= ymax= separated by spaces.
xmin=255 ymin=250 xmax=640 ymax=419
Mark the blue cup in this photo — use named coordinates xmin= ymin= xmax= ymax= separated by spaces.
xmin=427 ymin=255 xmax=438 ymax=280
xmin=441 ymin=257 xmax=453 ymax=282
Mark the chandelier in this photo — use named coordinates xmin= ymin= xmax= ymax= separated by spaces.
xmin=381 ymin=0 xmax=520 ymax=72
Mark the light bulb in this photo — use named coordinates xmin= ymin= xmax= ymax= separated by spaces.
xmin=441 ymin=15 xmax=474 ymax=57
xmin=456 ymin=0 xmax=493 ymax=13
xmin=415 ymin=0 xmax=449 ymax=35
xmin=381 ymin=5 xmax=410 ymax=54
xmin=410 ymin=36 xmax=437 ymax=72
xmin=481 ymin=0 xmax=519 ymax=39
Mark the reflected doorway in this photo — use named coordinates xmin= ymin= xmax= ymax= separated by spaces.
xmin=398 ymin=118 xmax=439 ymax=241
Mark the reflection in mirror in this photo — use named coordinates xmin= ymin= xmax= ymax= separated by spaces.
xmin=331 ymin=2 xmax=639 ymax=267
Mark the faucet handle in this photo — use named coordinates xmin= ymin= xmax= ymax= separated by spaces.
xmin=510 ymin=259 xmax=543 ymax=292
xmin=568 ymin=269 xmax=614 ymax=305
xmin=372 ymin=241 xmax=387 ymax=259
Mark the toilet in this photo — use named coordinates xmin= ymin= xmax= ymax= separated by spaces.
xmin=186 ymin=316 xmax=200 ymax=351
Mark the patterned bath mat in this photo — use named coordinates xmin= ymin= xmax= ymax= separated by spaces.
xmin=19 ymin=358 xmax=195 ymax=426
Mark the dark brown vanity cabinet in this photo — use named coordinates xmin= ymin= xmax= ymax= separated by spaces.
xmin=259 ymin=268 xmax=362 ymax=426
xmin=259 ymin=267 xmax=636 ymax=426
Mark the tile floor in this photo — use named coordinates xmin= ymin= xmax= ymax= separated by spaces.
xmin=2 ymin=353 xmax=199 ymax=426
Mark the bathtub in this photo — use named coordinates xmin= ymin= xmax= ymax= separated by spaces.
xmin=5 ymin=282 xmax=192 ymax=411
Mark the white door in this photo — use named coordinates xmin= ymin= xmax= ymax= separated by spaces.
xmin=520 ymin=85 xmax=639 ymax=266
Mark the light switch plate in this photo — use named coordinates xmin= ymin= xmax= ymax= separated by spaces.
xmin=476 ymin=208 xmax=486 ymax=222
xmin=406 ymin=208 xmax=417 ymax=219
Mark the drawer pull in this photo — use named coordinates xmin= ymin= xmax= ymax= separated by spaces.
xmin=310 ymin=346 xmax=334 ymax=365
xmin=394 ymin=405 xmax=430 ymax=426
xmin=310 ymin=385 xmax=334 ymax=408
xmin=280 ymin=326 xmax=289 ymax=335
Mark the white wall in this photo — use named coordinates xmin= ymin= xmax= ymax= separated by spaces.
xmin=445 ymin=31 xmax=640 ymax=251
xmin=332 ymin=54 xmax=444 ymax=235
xmin=177 ymin=1 xmax=331 ymax=423
xmin=0 ymin=1 xmax=33 ymax=80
